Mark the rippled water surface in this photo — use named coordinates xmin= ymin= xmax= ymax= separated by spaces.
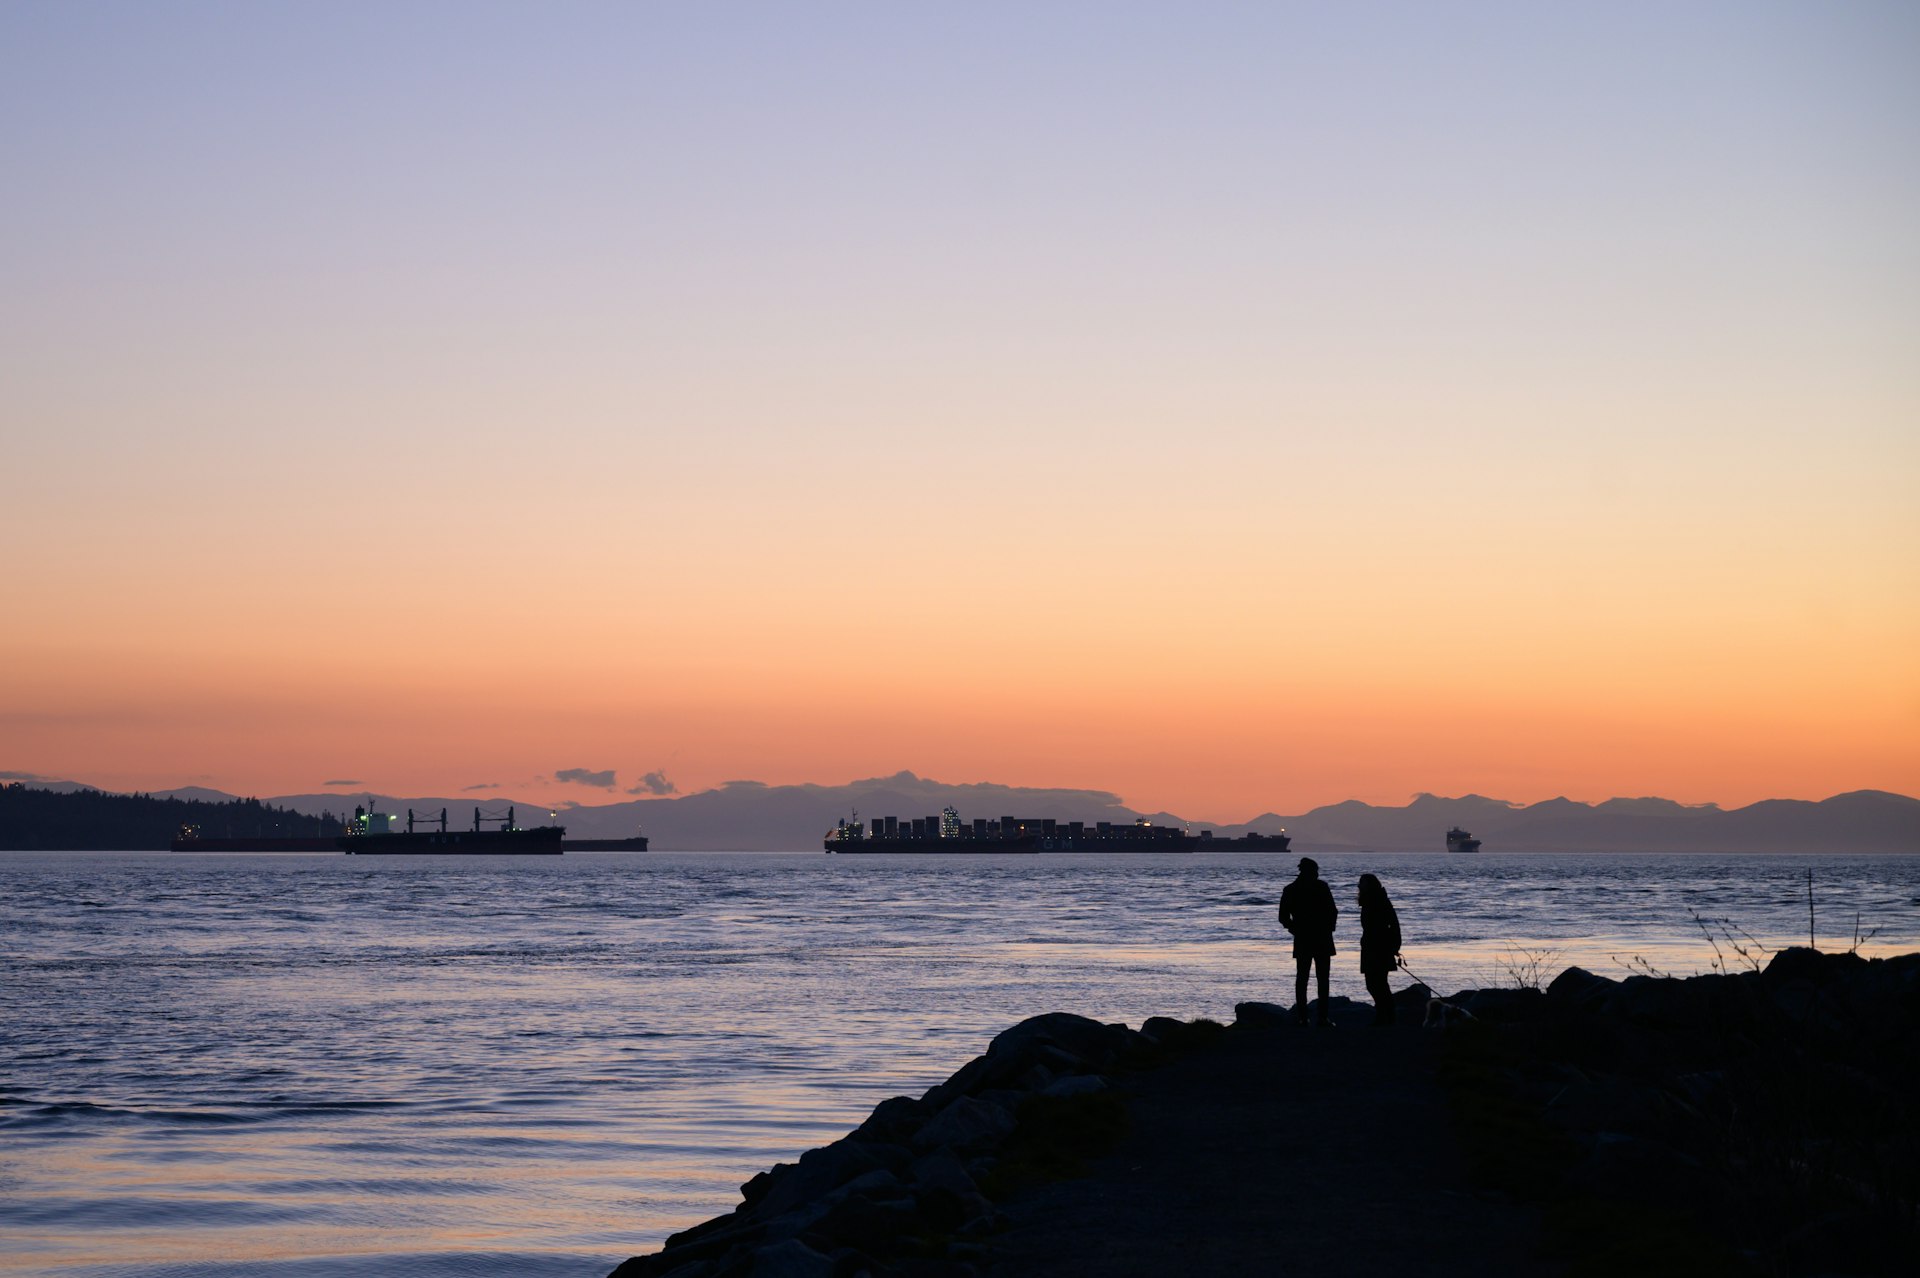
xmin=3 ymin=849 xmax=1916 ymax=1276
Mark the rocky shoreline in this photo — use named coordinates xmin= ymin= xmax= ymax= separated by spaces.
xmin=611 ymin=1009 xmax=1164 ymax=1278
xmin=611 ymin=948 xmax=1918 ymax=1278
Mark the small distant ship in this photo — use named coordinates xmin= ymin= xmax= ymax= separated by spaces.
xmin=1201 ymin=830 xmax=1295 ymax=853
xmin=824 ymin=808 xmax=1291 ymax=855
xmin=1446 ymin=827 xmax=1483 ymax=854
xmin=561 ymin=829 xmax=651 ymax=851
xmin=339 ymin=805 xmax=564 ymax=855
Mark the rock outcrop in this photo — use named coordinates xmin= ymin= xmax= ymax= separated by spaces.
xmin=612 ymin=949 xmax=1920 ymax=1277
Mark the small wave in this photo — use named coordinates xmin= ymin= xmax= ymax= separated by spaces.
xmin=233 ymin=1099 xmax=413 ymax=1114
xmin=0 ymin=1099 xmax=147 ymax=1127
xmin=0 ymin=1098 xmax=424 ymax=1131
xmin=4 ymin=1192 xmax=321 ymax=1228
xmin=253 ymin=1176 xmax=500 ymax=1198
xmin=140 ymin=1108 xmax=265 ymax=1125
xmin=89 ymin=1250 xmax=612 ymax=1278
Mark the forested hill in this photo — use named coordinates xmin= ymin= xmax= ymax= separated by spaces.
xmin=0 ymin=784 xmax=348 ymax=850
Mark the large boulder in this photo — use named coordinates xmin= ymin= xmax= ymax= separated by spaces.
xmin=752 ymin=1139 xmax=892 ymax=1219
xmin=1546 ymin=966 xmax=1618 ymax=1013
xmin=1136 ymin=1015 xmax=1226 ymax=1054
xmin=849 ymin=1094 xmax=932 ymax=1146
xmin=1313 ymin=995 xmax=1368 ymax=1025
xmin=909 ymin=1147 xmax=981 ymax=1198
xmin=1041 ymin=1074 xmax=1109 ymax=1099
xmin=1607 ymin=975 xmax=1683 ymax=1024
xmin=924 ymin=1012 xmax=1135 ymax=1104
xmin=802 ymin=1179 xmax=920 ymax=1253
xmin=612 ymin=1214 xmax=762 ymax=1277
xmin=1761 ymin=946 xmax=1868 ymax=988
xmin=742 ymin=1239 xmax=835 ymax=1278
xmin=1391 ymin=982 xmax=1432 ymax=1021
xmin=1449 ymin=987 xmax=1545 ymax=1023
xmin=1231 ymin=1001 xmax=1292 ymax=1030
xmin=912 ymin=1095 xmax=1018 ymax=1154
xmin=984 ymin=1013 xmax=1131 ymax=1072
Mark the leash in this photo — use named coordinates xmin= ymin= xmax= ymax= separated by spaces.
xmin=1394 ymin=953 xmax=1440 ymax=998
xmin=1393 ymin=954 xmax=1479 ymax=1027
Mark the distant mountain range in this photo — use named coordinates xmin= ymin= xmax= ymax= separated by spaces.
xmin=20 ymin=770 xmax=1905 ymax=853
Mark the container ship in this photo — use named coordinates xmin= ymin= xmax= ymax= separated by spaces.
xmin=824 ymin=808 xmax=1290 ymax=855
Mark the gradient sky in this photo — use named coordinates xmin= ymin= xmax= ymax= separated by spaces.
xmin=4 ymin=3 xmax=1916 ymax=821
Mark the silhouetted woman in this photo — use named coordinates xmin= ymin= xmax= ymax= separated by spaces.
xmin=1358 ymin=873 xmax=1402 ymax=1026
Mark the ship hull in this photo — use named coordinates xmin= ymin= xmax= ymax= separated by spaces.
xmin=826 ymin=835 xmax=1040 ymax=854
xmin=824 ymin=832 xmax=1290 ymax=854
xmin=1199 ymin=835 xmax=1294 ymax=853
xmin=560 ymin=837 xmax=650 ymax=851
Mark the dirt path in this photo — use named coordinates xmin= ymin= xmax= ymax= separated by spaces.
xmin=980 ymin=1021 xmax=1555 ymax=1277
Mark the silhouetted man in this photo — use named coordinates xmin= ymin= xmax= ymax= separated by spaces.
xmin=1278 ymin=857 xmax=1338 ymax=1025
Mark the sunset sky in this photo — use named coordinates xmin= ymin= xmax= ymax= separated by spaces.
xmin=4 ymin=4 xmax=1916 ymax=821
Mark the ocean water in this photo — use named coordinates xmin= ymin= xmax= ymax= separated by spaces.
xmin=2 ymin=848 xmax=1916 ymax=1277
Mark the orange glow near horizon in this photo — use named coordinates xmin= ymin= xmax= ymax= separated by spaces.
xmin=7 ymin=560 xmax=1915 ymax=821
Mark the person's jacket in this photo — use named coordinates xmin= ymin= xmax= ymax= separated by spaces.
xmin=1360 ymin=897 xmax=1401 ymax=972
xmin=1279 ymin=877 xmax=1338 ymax=957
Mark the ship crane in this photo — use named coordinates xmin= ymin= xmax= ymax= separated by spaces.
xmin=405 ymin=808 xmax=450 ymax=835
xmin=471 ymin=804 xmax=521 ymax=833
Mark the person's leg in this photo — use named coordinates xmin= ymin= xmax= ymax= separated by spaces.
xmin=1314 ymin=955 xmax=1331 ymax=1023
xmin=1366 ymin=970 xmax=1395 ymax=1025
xmin=1294 ymin=956 xmax=1310 ymax=1022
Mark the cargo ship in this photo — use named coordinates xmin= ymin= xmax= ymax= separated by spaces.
xmin=824 ymin=808 xmax=1290 ymax=855
xmin=340 ymin=805 xmax=564 ymax=855
xmin=1445 ymin=827 xmax=1482 ymax=854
